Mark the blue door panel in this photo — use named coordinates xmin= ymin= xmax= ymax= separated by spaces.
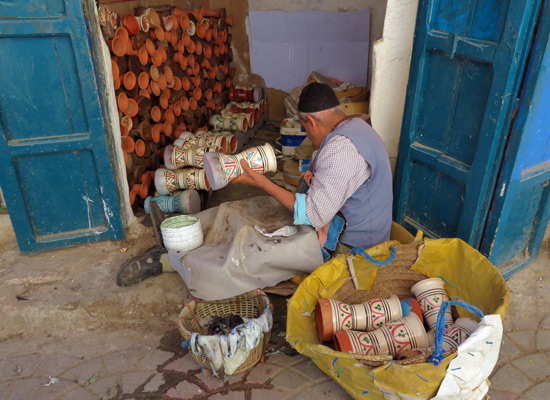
xmin=0 ymin=0 xmax=124 ymax=253
xmin=0 ymin=36 xmax=88 ymax=140
xmin=0 ymin=0 xmax=65 ymax=18
xmin=394 ymin=0 xmax=540 ymax=248
xmin=481 ymin=0 xmax=550 ymax=276
xmin=15 ymin=150 xmax=107 ymax=238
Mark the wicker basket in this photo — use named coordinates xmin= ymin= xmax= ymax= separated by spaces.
xmin=177 ymin=289 xmax=272 ymax=374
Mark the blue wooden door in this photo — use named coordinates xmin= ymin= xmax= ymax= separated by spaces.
xmin=0 ymin=0 xmax=124 ymax=253
xmin=480 ymin=1 xmax=550 ymax=278
xmin=394 ymin=0 xmax=542 ymax=247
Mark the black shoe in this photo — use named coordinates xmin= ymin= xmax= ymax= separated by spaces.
xmin=149 ymin=201 xmax=165 ymax=248
xmin=116 ymin=244 xmax=166 ymax=287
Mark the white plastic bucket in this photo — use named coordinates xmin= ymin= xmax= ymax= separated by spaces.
xmin=161 ymin=215 xmax=203 ymax=252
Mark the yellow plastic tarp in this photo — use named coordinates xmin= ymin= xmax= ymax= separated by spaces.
xmin=287 ymin=238 xmax=510 ymax=399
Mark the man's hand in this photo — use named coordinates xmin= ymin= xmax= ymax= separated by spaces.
xmin=231 ymin=159 xmax=266 ymax=187
xmin=302 ymin=170 xmax=314 ymax=186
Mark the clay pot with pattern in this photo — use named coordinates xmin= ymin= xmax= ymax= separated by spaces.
xmin=334 ymin=313 xmax=429 ymax=358
xmin=164 ymin=145 xmax=221 ymax=169
xmin=144 ymin=189 xmax=201 ymax=215
xmin=316 ymin=296 xmax=403 ymax=342
xmin=442 ymin=317 xmax=479 ymax=352
xmin=209 ymin=114 xmax=248 ymax=132
xmin=202 ymin=143 xmax=277 ymax=191
xmin=229 ymin=86 xmax=263 ymax=103
xmin=411 ymin=278 xmax=454 ymax=331
xmin=154 ymin=167 xmax=210 ymax=194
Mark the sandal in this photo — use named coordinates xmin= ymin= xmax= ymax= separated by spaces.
xmin=116 ymin=244 xmax=166 ymax=287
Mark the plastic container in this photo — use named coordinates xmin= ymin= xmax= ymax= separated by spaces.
xmin=160 ymin=215 xmax=203 ymax=252
xmin=280 ymin=118 xmax=306 ymax=156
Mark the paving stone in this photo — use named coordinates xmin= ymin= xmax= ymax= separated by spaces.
xmin=271 ymin=369 xmax=310 ymax=390
xmin=137 ymin=349 xmax=173 ymax=370
xmin=87 ymin=374 xmax=120 ymax=399
xmin=539 ymin=315 xmax=550 ymax=329
xmin=61 ymin=356 xmax=104 ymax=385
xmin=143 ymin=372 xmax=165 ymax=392
xmin=32 ymin=354 xmax=82 ymax=378
xmin=7 ymin=377 xmax=48 ymax=400
xmin=0 ymin=354 xmax=43 ymax=379
xmin=265 ymin=352 xmax=303 ymax=368
xmin=164 ymin=381 xmax=205 ymax=399
xmin=307 ymin=379 xmax=351 ymax=399
xmin=58 ymin=387 xmax=97 ymax=400
xmin=25 ymin=377 xmax=79 ymax=400
xmin=511 ymin=354 xmax=550 ymax=381
xmin=248 ymin=387 xmax=288 ymax=399
xmin=195 ymin=370 xmax=226 ymax=391
xmin=121 ymin=371 xmax=155 ymax=394
xmin=497 ymin=336 xmax=522 ymax=363
xmin=507 ymin=330 xmax=535 ymax=351
xmin=0 ymin=380 xmax=14 ymax=399
xmin=485 ymin=390 xmax=518 ymax=400
xmin=289 ymin=359 xmax=327 ymax=382
xmin=164 ymin=354 xmax=202 ymax=373
xmin=523 ymin=380 xmax=550 ymax=400
xmin=103 ymin=349 xmax=144 ymax=375
xmin=245 ymin=361 xmax=284 ymax=384
xmin=208 ymin=390 xmax=246 ymax=399
xmin=536 ymin=331 xmax=550 ymax=350
xmin=489 ymin=364 xmax=533 ymax=394
xmin=511 ymin=315 xmax=542 ymax=331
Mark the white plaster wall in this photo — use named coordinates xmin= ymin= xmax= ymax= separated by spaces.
xmin=248 ymin=0 xmax=387 ymax=87
xmin=370 ymin=0 xmax=419 ymax=172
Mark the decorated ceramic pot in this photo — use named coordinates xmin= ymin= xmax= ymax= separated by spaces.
xmin=411 ymin=277 xmax=453 ymax=331
xmin=164 ymin=145 xmax=221 ymax=169
xmin=154 ymin=167 xmax=210 ymax=194
xmin=161 ymin=215 xmax=203 ymax=252
xmin=209 ymin=114 xmax=248 ymax=132
xmin=316 ymin=296 xmax=403 ymax=341
xmin=202 ymin=143 xmax=277 ymax=191
xmin=144 ymin=189 xmax=201 ymax=215
xmin=441 ymin=317 xmax=479 ymax=352
xmin=334 ymin=313 xmax=429 ymax=358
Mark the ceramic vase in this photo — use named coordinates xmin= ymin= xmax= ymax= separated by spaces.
xmin=220 ymin=109 xmax=254 ymax=129
xmin=154 ymin=167 xmax=210 ymax=194
xmin=334 ymin=313 xmax=429 ymax=358
xmin=144 ymin=189 xmax=201 ymax=215
xmin=209 ymin=114 xmax=248 ymax=132
xmin=411 ymin=278 xmax=454 ymax=331
xmin=316 ymin=296 xmax=403 ymax=341
xmin=229 ymin=86 xmax=263 ymax=103
xmin=202 ymin=143 xmax=277 ymax=191
xmin=164 ymin=145 xmax=221 ymax=169
xmin=441 ymin=317 xmax=479 ymax=352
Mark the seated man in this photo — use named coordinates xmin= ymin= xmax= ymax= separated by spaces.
xmin=232 ymin=82 xmax=393 ymax=255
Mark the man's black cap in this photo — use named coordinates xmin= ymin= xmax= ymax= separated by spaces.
xmin=298 ymin=82 xmax=340 ymax=113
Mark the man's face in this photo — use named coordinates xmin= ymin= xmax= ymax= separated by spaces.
xmin=300 ymin=115 xmax=321 ymax=147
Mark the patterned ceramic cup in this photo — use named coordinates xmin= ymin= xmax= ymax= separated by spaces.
xmin=315 ymin=295 xmax=403 ymax=341
xmin=411 ymin=278 xmax=453 ymax=331
xmin=154 ymin=167 xmax=210 ymax=194
xmin=202 ymin=143 xmax=277 ymax=190
xmin=165 ymin=145 xmax=221 ymax=169
xmin=144 ymin=190 xmax=201 ymax=215
xmin=442 ymin=317 xmax=479 ymax=352
xmin=334 ymin=313 xmax=428 ymax=358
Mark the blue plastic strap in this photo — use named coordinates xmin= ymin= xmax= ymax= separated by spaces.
xmin=429 ymin=300 xmax=485 ymax=366
xmin=350 ymin=245 xmax=396 ymax=267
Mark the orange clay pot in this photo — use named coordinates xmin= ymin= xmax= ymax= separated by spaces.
xmin=117 ymin=92 xmax=128 ymax=113
xmin=121 ymin=14 xmax=140 ymax=35
xmin=150 ymin=81 xmax=161 ymax=97
xmin=123 ymin=71 xmax=136 ymax=90
xmin=138 ymin=46 xmax=149 ymax=65
xmin=124 ymin=98 xmax=138 ymax=117
xmin=180 ymin=14 xmax=190 ymax=31
xmin=145 ymin=39 xmax=156 ymax=56
xmin=135 ymin=139 xmax=146 ymax=157
xmin=163 ymin=15 xmax=178 ymax=31
xmin=180 ymin=97 xmax=190 ymax=112
xmin=164 ymin=121 xmax=173 ymax=137
xmin=154 ymin=26 xmax=165 ymax=42
xmin=138 ymin=72 xmax=149 ymax=90
xmin=121 ymin=135 xmax=135 ymax=153
xmin=151 ymin=106 xmax=162 ymax=123
xmin=111 ymin=35 xmax=126 ymax=57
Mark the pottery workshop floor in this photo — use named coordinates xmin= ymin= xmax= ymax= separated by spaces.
xmin=1 ymin=123 xmax=550 ymax=399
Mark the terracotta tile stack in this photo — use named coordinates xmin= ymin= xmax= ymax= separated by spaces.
xmin=99 ymin=5 xmax=235 ymax=208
